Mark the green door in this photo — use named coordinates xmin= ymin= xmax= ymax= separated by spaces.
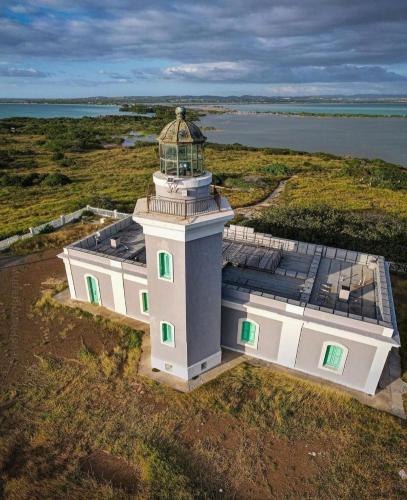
xmin=323 ymin=345 xmax=343 ymax=370
xmin=86 ymin=276 xmax=100 ymax=304
xmin=241 ymin=320 xmax=256 ymax=345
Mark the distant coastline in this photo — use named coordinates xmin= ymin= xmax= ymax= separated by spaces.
xmin=223 ymin=110 xmax=407 ymax=119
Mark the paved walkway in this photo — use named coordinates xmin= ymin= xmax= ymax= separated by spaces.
xmin=54 ymin=289 xmax=405 ymax=417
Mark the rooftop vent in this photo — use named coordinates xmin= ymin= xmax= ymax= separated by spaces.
xmin=339 ymin=284 xmax=351 ymax=301
xmin=110 ymin=236 xmax=120 ymax=248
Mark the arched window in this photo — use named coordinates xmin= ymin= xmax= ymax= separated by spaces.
xmin=160 ymin=321 xmax=175 ymax=347
xmin=319 ymin=342 xmax=348 ymax=374
xmin=237 ymin=319 xmax=259 ymax=349
xmin=85 ymin=275 xmax=101 ymax=305
xmin=157 ymin=251 xmax=173 ymax=281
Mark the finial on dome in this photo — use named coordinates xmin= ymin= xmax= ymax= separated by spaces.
xmin=175 ymin=106 xmax=186 ymax=119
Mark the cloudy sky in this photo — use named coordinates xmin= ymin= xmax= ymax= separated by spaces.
xmin=1 ymin=0 xmax=407 ymax=97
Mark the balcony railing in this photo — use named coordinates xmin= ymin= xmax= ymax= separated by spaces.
xmin=146 ymin=191 xmax=222 ymax=218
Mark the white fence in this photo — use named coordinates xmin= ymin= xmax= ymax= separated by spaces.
xmin=0 ymin=205 xmax=130 ymax=251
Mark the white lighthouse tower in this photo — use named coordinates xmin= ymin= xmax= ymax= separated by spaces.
xmin=133 ymin=107 xmax=234 ymax=380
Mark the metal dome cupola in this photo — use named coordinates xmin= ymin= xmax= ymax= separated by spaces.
xmin=158 ymin=106 xmax=206 ymax=177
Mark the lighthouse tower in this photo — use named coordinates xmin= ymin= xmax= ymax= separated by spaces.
xmin=133 ymin=107 xmax=234 ymax=380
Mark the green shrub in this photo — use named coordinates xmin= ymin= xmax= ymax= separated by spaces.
xmin=41 ymin=172 xmax=71 ymax=187
xmin=38 ymin=224 xmax=55 ymax=234
xmin=52 ymin=151 xmax=64 ymax=161
xmin=262 ymin=164 xmax=292 ymax=176
xmin=249 ymin=205 xmax=407 ymax=263
xmin=80 ymin=209 xmax=94 ymax=217
xmin=340 ymin=160 xmax=407 ymax=190
xmin=59 ymin=157 xmax=75 ymax=167
xmin=0 ymin=173 xmax=21 ymax=186
xmin=21 ymin=172 xmax=44 ymax=186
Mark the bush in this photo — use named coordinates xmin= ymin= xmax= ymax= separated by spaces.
xmin=41 ymin=172 xmax=71 ymax=187
xmin=0 ymin=172 xmax=71 ymax=188
xmin=52 ymin=151 xmax=64 ymax=161
xmin=21 ymin=172 xmax=44 ymax=187
xmin=0 ymin=172 xmax=45 ymax=187
xmin=340 ymin=160 xmax=407 ymax=190
xmin=80 ymin=209 xmax=94 ymax=217
xmin=59 ymin=157 xmax=75 ymax=167
xmin=249 ymin=205 xmax=407 ymax=263
xmin=262 ymin=164 xmax=292 ymax=176
xmin=38 ymin=224 xmax=55 ymax=234
xmin=0 ymin=173 xmax=21 ymax=186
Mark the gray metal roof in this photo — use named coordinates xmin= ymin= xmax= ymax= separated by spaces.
xmin=158 ymin=107 xmax=206 ymax=144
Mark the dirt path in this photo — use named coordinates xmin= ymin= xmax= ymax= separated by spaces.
xmin=235 ymin=177 xmax=292 ymax=218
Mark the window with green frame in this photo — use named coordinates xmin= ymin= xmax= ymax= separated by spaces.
xmin=158 ymin=251 xmax=173 ymax=280
xmin=323 ymin=344 xmax=344 ymax=370
xmin=140 ymin=291 xmax=149 ymax=314
xmin=240 ymin=320 xmax=257 ymax=346
xmin=161 ymin=322 xmax=174 ymax=346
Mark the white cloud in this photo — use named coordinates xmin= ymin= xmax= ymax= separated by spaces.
xmin=0 ymin=66 xmax=47 ymax=77
xmin=162 ymin=62 xmax=253 ymax=81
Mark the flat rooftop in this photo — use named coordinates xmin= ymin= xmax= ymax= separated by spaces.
xmin=69 ymin=218 xmax=147 ymax=264
xmin=68 ymin=218 xmax=394 ymax=327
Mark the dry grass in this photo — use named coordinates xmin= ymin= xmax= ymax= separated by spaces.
xmin=1 ymin=349 xmax=406 ymax=499
xmin=2 ymin=132 xmax=406 ymax=240
xmin=0 ymin=293 xmax=404 ymax=498
xmin=283 ymin=173 xmax=407 ymax=217
xmin=4 ymin=217 xmax=113 ymax=255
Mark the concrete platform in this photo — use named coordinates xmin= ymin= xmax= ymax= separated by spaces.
xmin=138 ymin=332 xmax=247 ymax=392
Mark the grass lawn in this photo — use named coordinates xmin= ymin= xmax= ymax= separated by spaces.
xmin=1 ymin=295 xmax=406 ymax=499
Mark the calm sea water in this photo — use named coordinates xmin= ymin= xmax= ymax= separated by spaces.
xmin=201 ymin=113 xmax=407 ymax=166
xmin=0 ymin=103 xmax=123 ymax=118
xmin=221 ymin=102 xmax=407 ymax=116
xmin=1 ymin=103 xmax=406 ymax=165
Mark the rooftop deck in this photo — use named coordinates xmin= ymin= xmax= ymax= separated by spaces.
xmin=67 ymin=219 xmax=394 ymax=327
xmin=309 ymin=257 xmax=377 ymax=320
xmin=69 ymin=217 xmax=147 ymax=264
xmin=223 ymin=265 xmax=304 ymax=301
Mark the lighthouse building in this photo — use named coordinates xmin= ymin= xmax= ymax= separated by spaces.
xmin=59 ymin=107 xmax=399 ymax=395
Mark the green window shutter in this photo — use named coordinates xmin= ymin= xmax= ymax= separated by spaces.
xmin=162 ymin=322 xmax=173 ymax=344
xmin=162 ymin=322 xmax=167 ymax=342
xmin=249 ymin=322 xmax=256 ymax=343
xmin=159 ymin=252 xmax=172 ymax=279
xmin=164 ymin=253 xmax=170 ymax=278
xmin=142 ymin=292 xmax=149 ymax=312
xmin=241 ymin=321 xmax=256 ymax=345
xmin=323 ymin=345 xmax=343 ymax=370
xmin=159 ymin=252 xmax=165 ymax=277
xmin=87 ymin=276 xmax=99 ymax=304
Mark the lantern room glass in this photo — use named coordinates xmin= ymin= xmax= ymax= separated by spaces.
xmin=159 ymin=143 xmax=204 ymax=177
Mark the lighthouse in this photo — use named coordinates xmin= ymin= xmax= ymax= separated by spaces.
xmin=133 ymin=107 xmax=234 ymax=380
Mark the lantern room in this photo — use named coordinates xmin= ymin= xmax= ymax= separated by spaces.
xmin=158 ymin=106 xmax=206 ymax=177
